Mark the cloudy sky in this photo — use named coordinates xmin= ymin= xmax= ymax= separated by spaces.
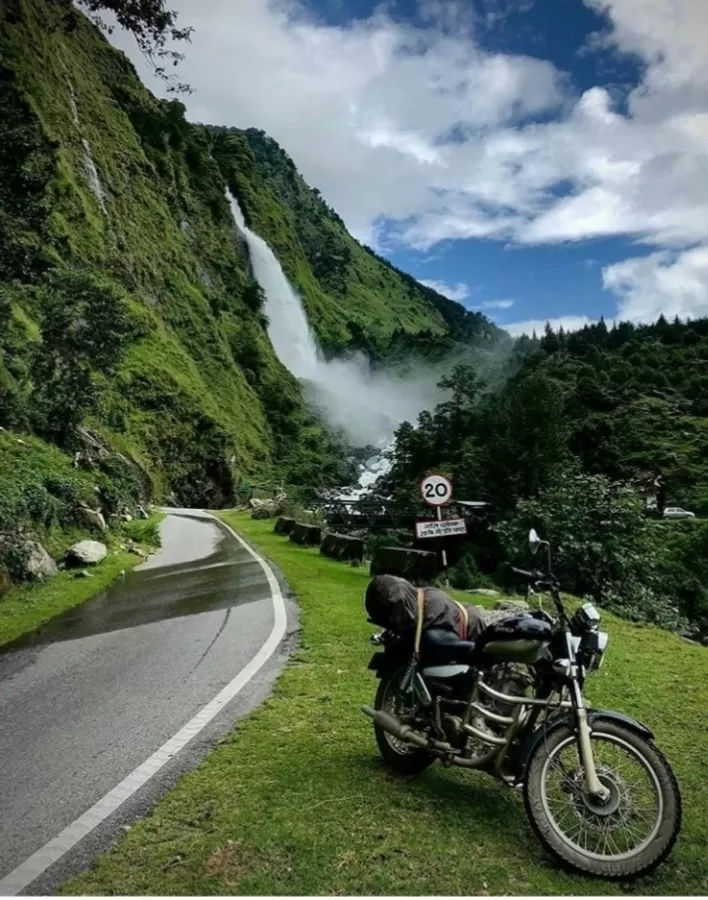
xmin=107 ymin=0 xmax=708 ymax=336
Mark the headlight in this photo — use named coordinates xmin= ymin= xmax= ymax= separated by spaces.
xmin=571 ymin=602 xmax=601 ymax=635
xmin=580 ymin=630 xmax=609 ymax=670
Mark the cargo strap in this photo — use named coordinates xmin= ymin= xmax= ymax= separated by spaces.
xmin=454 ymin=601 xmax=469 ymax=640
xmin=414 ymin=588 xmax=425 ymax=660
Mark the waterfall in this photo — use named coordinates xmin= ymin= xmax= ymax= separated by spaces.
xmin=227 ymin=192 xmax=318 ymax=380
xmin=67 ymin=80 xmax=79 ymax=126
xmin=82 ymin=139 xmax=107 ymax=214
xmin=227 ymin=190 xmax=439 ymax=492
xmin=66 ymin=76 xmax=107 ymax=214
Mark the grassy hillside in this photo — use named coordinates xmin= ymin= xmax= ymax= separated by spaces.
xmin=64 ymin=514 xmax=708 ymax=896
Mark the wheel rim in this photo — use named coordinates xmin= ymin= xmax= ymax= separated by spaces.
xmin=539 ymin=732 xmax=663 ymax=862
xmin=380 ymin=675 xmax=418 ymax=756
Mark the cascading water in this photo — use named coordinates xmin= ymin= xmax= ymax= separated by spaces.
xmin=67 ymin=80 xmax=79 ymax=126
xmin=66 ymin=76 xmax=107 ymax=214
xmin=227 ymin=192 xmax=318 ymax=381
xmin=82 ymin=138 xmax=107 ymax=214
xmin=226 ymin=190 xmax=438 ymax=494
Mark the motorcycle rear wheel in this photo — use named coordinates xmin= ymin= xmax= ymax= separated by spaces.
xmin=523 ymin=721 xmax=681 ymax=878
xmin=373 ymin=666 xmax=434 ymax=776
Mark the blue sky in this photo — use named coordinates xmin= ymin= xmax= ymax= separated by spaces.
xmin=110 ymin=0 xmax=708 ymax=335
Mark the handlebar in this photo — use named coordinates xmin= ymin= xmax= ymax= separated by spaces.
xmin=510 ymin=567 xmax=561 ymax=597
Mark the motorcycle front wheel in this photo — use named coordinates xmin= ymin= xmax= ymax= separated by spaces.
xmin=373 ymin=666 xmax=434 ymax=776
xmin=523 ymin=720 xmax=682 ymax=879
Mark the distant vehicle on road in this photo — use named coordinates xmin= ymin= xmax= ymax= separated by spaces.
xmin=662 ymin=506 xmax=696 ymax=519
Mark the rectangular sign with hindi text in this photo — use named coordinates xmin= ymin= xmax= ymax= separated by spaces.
xmin=415 ymin=517 xmax=467 ymax=539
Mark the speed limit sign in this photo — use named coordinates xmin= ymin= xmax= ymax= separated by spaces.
xmin=420 ymin=472 xmax=453 ymax=507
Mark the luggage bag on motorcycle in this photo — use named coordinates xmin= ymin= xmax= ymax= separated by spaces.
xmin=365 ymin=574 xmax=484 ymax=641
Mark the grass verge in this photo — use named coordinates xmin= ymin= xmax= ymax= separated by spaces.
xmin=0 ymin=513 xmax=164 ymax=648
xmin=64 ymin=512 xmax=707 ymax=896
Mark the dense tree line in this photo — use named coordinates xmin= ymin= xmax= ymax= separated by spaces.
xmin=380 ymin=316 xmax=708 ymax=638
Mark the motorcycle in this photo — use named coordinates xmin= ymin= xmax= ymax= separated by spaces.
xmin=361 ymin=529 xmax=682 ymax=879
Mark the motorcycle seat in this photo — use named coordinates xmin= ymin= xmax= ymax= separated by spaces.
xmin=420 ymin=627 xmax=476 ymax=666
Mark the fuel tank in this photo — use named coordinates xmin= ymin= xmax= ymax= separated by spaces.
xmin=475 ymin=614 xmax=553 ymax=664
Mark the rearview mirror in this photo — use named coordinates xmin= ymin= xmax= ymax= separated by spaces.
xmin=529 ymin=528 xmax=542 ymax=555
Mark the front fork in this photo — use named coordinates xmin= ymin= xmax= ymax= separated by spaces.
xmin=565 ymin=633 xmax=611 ymax=801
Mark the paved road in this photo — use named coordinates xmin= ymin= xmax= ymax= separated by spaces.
xmin=0 ymin=510 xmax=292 ymax=894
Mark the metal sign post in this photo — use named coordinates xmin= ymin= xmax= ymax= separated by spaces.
xmin=419 ymin=472 xmax=454 ymax=580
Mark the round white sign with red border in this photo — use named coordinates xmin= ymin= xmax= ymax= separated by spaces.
xmin=420 ymin=472 xmax=453 ymax=507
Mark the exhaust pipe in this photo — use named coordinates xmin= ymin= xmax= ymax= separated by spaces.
xmin=361 ymin=705 xmax=437 ymax=751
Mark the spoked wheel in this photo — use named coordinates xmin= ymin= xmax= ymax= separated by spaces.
xmin=373 ymin=666 xmax=434 ymax=776
xmin=524 ymin=721 xmax=681 ymax=878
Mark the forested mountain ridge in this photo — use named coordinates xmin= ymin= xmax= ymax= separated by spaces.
xmin=381 ymin=316 xmax=708 ymax=638
xmin=0 ymin=0 xmax=499 ymax=530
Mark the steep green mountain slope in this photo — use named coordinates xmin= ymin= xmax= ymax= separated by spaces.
xmin=209 ymin=126 xmax=509 ymax=360
xmin=0 ymin=0 xmax=500 ymax=527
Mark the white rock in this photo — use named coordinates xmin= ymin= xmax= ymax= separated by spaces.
xmin=25 ymin=542 xmax=58 ymax=580
xmin=65 ymin=540 xmax=107 ymax=566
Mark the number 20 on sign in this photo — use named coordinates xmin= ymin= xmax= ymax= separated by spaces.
xmin=420 ymin=473 xmax=453 ymax=507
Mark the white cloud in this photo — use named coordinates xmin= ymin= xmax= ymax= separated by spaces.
xmin=104 ymin=0 xmax=565 ymax=241
xmin=477 ymin=299 xmax=515 ymax=310
xmin=504 ymin=315 xmax=593 ymax=337
xmin=602 ymin=245 xmax=708 ymax=323
xmin=419 ymin=278 xmax=470 ymax=301
xmin=104 ymin=0 xmax=708 ymax=324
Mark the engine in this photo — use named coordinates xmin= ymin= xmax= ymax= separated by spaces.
xmin=440 ymin=663 xmax=533 ymax=766
xmin=486 ymin=662 xmax=534 ymax=718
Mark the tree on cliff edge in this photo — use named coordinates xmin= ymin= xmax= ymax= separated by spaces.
xmin=64 ymin=0 xmax=193 ymax=93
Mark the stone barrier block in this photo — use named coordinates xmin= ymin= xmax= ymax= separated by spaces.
xmin=370 ymin=546 xmax=439 ymax=583
xmin=320 ymin=532 xmax=364 ymax=563
xmin=289 ymin=522 xmax=322 ymax=546
xmin=274 ymin=516 xmax=296 ymax=535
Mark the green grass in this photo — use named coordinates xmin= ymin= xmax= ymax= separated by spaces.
xmin=64 ymin=512 xmax=708 ymax=896
xmin=0 ymin=512 xmax=163 ymax=648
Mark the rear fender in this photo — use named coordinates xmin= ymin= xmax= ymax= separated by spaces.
xmin=514 ymin=708 xmax=654 ymax=784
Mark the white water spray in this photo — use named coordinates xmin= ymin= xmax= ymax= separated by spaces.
xmin=227 ymin=191 xmax=439 ymax=488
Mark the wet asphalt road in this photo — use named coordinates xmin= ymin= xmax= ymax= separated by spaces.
xmin=0 ymin=510 xmax=292 ymax=893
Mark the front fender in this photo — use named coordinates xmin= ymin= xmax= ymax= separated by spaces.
xmin=514 ymin=708 xmax=654 ymax=784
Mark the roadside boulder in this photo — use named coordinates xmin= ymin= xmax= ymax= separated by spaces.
xmin=25 ymin=541 xmax=59 ymax=581
xmin=320 ymin=532 xmax=364 ymax=563
xmin=274 ymin=516 xmax=296 ymax=535
xmin=494 ymin=599 xmax=530 ymax=614
xmin=289 ymin=522 xmax=322 ymax=546
xmin=65 ymin=540 xmax=107 ymax=567
xmin=75 ymin=505 xmax=107 ymax=533
xmin=370 ymin=546 xmax=439 ymax=584
xmin=249 ymin=498 xmax=281 ymax=520
xmin=478 ymin=599 xmax=532 ymax=627
xmin=0 ymin=533 xmax=58 ymax=583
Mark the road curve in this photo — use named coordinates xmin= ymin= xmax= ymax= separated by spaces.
xmin=0 ymin=510 xmax=292 ymax=895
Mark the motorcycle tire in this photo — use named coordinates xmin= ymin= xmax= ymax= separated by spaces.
xmin=523 ymin=720 xmax=682 ymax=879
xmin=373 ymin=666 xmax=434 ymax=777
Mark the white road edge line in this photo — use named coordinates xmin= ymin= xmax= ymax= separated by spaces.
xmin=0 ymin=513 xmax=287 ymax=897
